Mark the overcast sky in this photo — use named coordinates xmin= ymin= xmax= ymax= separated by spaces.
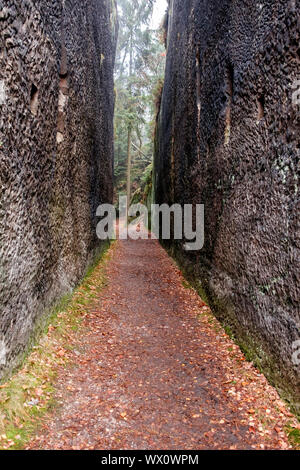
xmin=151 ymin=0 xmax=168 ymax=29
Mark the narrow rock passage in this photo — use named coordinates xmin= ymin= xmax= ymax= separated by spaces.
xmin=29 ymin=238 xmax=294 ymax=450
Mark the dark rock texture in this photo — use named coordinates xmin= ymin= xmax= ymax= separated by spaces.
xmin=0 ymin=0 xmax=117 ymax=377
xmin=155 ymin=0 xmax=300 ymax=412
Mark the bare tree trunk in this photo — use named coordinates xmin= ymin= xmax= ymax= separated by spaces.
xmin=126 ymin=125 xmax=132 ymax=206
xmin=126 ymin=30 xmax=133 ymax=209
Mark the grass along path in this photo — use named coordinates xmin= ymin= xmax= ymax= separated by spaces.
xmin=0 ymin=243 xmax=113 ymax=450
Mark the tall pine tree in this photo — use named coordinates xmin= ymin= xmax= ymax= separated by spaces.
xmin=114 ymin=0 xmax=165 ymax=204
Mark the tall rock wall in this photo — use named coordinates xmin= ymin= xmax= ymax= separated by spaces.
xmin=0 ymin=0 xmax=117 ymax=377
xmin=155 ymin=0 xmax=300 ymax=411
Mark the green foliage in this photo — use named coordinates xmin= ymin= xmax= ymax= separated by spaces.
xmin=114 ymin=0 xmax=166 ymax=196
xmin=182 ymin=280 xmax=193 ymax=290
xmin=286 ymin=425 xmax=300 ymax=449
xmin=141 ymin=162 xmax=153 ymax=188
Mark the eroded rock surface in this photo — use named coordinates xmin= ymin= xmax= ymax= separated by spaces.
xmin=0 ymin=0 xmax=117 ymax=377
xmin=155 ymin=0 xmax=300 ymax=411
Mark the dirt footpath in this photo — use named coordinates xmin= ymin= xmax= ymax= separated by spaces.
xmin=28 ymin=238 xmax=297 ymax=450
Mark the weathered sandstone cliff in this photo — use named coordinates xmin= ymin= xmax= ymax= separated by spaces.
xmin=0 ymin=0 xmax=117 ymax=377
xmin=155 ymin=0 xmax=300 ymax=412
